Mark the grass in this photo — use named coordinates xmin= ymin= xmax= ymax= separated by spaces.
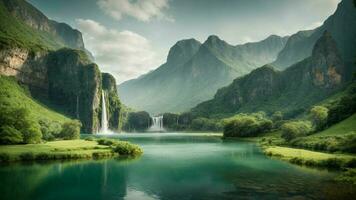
xmin=263 ymin=146 xmax=356 ymax=169
xmin=310 ymin=114 xmax=356 ymax=137
xmin=0 ymin=76 xmax=70 ymax=123
xmin=290 ymin=114 xmax=356 ymax=153
xmin=0 ymin=139 xmax=143 ymax=163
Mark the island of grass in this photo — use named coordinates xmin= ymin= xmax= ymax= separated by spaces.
xmin=0 ymin=139 xmax=143 ymax=163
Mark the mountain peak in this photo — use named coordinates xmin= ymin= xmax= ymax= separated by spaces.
xmin=203 ymin=35 xmax=227 ymax=47
xmin=167 ymin=38 xmax=201 ymax=65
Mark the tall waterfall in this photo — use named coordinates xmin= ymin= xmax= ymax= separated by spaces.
xmin=149 ymin=115 xmax=164 ymax=132
xmin=100 ymin=90 xmax=108 ymax=133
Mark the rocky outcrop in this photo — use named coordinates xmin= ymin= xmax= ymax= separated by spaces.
xmin=0 ymin=47 xmax=48 ymax=90
xmin=192 ymin=32 xmax=345 ymax=118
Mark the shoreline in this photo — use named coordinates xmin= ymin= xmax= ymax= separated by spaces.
xmin=0 ymin=139 xmax=142 ymax=163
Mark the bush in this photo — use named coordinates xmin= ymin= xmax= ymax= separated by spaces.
xmin=310 ymin=106 xmax=328 ymax=131
xmin=22 ymin=125 xmax=42 ymax=144
xmin=0 ymin=125 xmax=23 ymax=144
xmin=0 ymin=106 xmax=42 ymax=144
xmin=281 ymin=121 xmax=312 ymax=141
xmin=271 ymin=111 xmax=283 ymax=122
xmin=39 ymin=119 xmax=61 ymax=141
xmin=97 ymin=138 xmax=118 ymax=146
xmin=112 ymin=141 xmax=143 ymax=156
xmin=59 ymin=120 xmax=81 ymax=140
xmin=0 ymin=153 xmax=10 ymax=162
xmin=19 ymin=152 xmax=35 ymax=161
xmin=223 ymin=113 xmax=273 ymax=137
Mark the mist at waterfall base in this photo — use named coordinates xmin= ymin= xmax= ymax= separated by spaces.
xmin=98 ymin=90 xmax=114 ymax=135
xmin=148 ymin=116 xmax=165 ymax=132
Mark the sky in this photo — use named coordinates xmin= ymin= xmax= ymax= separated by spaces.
xmin=28 ymin=0 xmax=341 ymax=84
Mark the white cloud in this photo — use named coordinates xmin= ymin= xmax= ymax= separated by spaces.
xmin=97 ymin=0 xmax=173 ymax=22
xmin=76 ymin=19 xmax=163 ymax=83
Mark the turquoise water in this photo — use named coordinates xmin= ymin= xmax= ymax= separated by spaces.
xmin=0 ymin=133 xmax=354 ymax=199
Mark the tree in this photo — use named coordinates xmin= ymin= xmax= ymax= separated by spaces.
xmin=271 ymin=111 xmax=283 ymax=122
xmin=281 ymin=121 xmax=312 ymax=141
xmin=0 ymin=106 xmax=42 ymax=144
xmin=310 ymin=106 xmax=328 ymax=131
xmin=60 ymin=120 xmax=82 ymax=140
xmin=223 ymin=113 xmax=273 ymax=137
xmin=0 ymin=126 xmax=23 ymax=144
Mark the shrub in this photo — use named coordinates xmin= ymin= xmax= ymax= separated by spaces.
xmin=223 ymin=113 xmax=273 ymax=137
xmin=112 ymin=141 xmax=143 ymax=156
xmin=0 ymin=106 xmax=42 ymax=144
xmin=22 ymin=125 xmax=42 ymax=144
xmin=310 ymin=106 xmax=328 ymax=131
xmin=84 ymin=136 xmax=95 ymax=141
xmin=0 ymin=153 xmax=10 ymax=162
xmin=271 ymin=111 xmax=283 ymax=122
xmin=0 ymin=125 xmax=23 ymax=144
xmin=19 ymin=152 xmax=35 ymax=161
xmin=281 ymin=121 xmax=312 ymax=141
xmin=39 ymin=119 xmax=61 ymax=141
xmin=59 ymin=120 xmax=81 ymax=140
xmin=97 ymin=138 xmax=118 ymax=146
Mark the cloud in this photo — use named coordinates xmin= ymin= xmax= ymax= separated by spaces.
xmin=76 ymin=19 xmax=163 ymax=83
xmin=97 ymin=0 xmax=173 ymax=22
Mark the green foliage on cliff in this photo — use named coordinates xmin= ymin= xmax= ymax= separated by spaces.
xmin=0 ymin=0 xmax=63 ymax=51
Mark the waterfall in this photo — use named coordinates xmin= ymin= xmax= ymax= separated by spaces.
xmin=100 ymin=90 xmax=108 ymax=133
xmin=149 ymin=115 xmax=164 ymax=132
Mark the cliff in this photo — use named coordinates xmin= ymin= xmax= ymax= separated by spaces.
xmin=0 ymin=0 xmax=122 ymax=134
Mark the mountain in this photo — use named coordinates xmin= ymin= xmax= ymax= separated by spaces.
xmin=272 ymin=0 xmax=356 ymax=74
xmin=119 ymin=35 xmax=288 ymax=114
xmin=191 ymin=31 xmax=347 ymax=118
xmin=0 ymin=0 xmax=121 ymax=133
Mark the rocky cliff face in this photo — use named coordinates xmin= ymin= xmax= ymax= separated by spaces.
xmin=192 ymin=32 xmax=345 ymax=118
xmin=0 ymin=47 xmax=48 ymax=90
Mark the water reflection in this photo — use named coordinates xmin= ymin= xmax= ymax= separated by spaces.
xmin=0 ymin=133 xmax=355 ymax=200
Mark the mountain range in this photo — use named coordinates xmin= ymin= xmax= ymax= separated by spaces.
xmin=119 ymin=0 xmax=356 ymax=115
xmin=119 ymin=35 xmax=288 ymax=113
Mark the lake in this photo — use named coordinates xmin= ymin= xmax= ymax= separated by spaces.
xmin=0 ymin=133 xmax=354 ymax=200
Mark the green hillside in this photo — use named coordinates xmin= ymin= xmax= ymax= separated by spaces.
xmin=0 ymin=0 xmax=62 ymax=51
xmin=0 ymin=75 xmax=70 ymax=123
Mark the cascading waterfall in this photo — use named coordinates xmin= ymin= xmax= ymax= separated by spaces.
xmin=149 ymin=115 xmax=164 ymax=132
xmin=100 ymin=90 xmax=108 ymax=133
